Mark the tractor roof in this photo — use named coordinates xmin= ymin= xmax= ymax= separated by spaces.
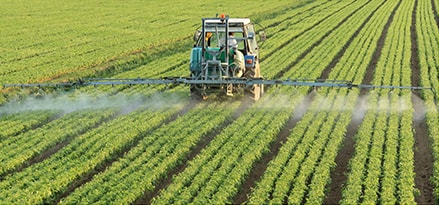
xmin=204 ymin=18 xmax=251 ymax=25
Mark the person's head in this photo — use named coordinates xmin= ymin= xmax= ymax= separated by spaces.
xmin=229 ymin=32 xmax=234 ymax=36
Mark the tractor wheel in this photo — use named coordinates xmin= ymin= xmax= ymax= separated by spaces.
xmin=243 ymin=67 xmax=263 ymax=101
xmin=190 ymin=85 xmax=203 ymax=101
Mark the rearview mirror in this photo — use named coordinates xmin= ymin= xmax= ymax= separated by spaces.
xmin=193 ymin=30 xmax=202 ymax=42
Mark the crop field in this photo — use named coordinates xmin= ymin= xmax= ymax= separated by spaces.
xmin=1 ymin=0 xmax=439 ymax=204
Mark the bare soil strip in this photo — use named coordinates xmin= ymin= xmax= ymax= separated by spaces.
xmin=323 ymin=1 xmax=402 ymax=203
xmin=322 ymin=94 xmax=366 ymax=204
xmin=411 ymin=0 xmax=435 ymax=203
xmin=51 ymin=102 xmax=197 ymax=204
xmin=134 ymin=99 xmax=254 ymax=204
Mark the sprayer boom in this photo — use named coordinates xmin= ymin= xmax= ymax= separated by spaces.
xmin=3 ymin=77 xmax=433 ymax=92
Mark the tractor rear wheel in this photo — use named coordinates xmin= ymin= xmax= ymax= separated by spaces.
xmin=190 ymin=85 xmax=203 ymax=101
xmin=243 ymin=66 xmax=263 ymax=100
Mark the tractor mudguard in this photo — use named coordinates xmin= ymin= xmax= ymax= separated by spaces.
xmin=190 ymin=47 xmax=202 ymax=72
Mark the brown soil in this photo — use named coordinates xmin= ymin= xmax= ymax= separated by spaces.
xmin=411 ymin=0 xmax=435 ymax=203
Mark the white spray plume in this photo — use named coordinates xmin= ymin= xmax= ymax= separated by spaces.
xmin=0 ymin=92 xmax=187 ymax=115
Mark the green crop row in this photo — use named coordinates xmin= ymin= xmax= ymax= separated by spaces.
xmin=247 ymin=1 xmax=392 ymax=203
xmin=151 ymin=93 xmax=302 ymax=204
xmin=60 ymin=101 xmax=240 ymax=204
xmin=260 ymin=0 xmax=349 ymax=56
xmin=0 ymin=109 xmax=116 ymax=177
xmin=341 ymin=0 xmax=417 ymax=203
xmin=263 ymin=0 xmax=366 ymax=78
xmin=0 ymin=0 xmax=311 ymax=85
xmin=301 ymin=0 xmax=401 ymax=199
xmin=284 ymin=0 xmax=385 ymax=79
xmin=0 ymin=110 xmax=58 ymax=139
xmin=0 ymin=102 xmax=183 ymax=204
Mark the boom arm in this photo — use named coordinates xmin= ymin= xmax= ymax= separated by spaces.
xmin=3 ymin=77 xmax=433 ymax=92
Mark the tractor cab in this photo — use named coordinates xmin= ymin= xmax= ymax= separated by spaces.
xmin=190 ymin=14 xmax=265 ymax=100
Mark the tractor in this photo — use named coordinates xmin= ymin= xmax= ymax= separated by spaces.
xmin=189 ymin=14 xmax=265 ymax=100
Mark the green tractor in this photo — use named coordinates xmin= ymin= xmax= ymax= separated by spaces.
xmin=190 ymin=14 xmax=266 ymax=100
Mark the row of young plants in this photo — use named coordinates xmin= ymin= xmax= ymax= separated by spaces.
xmin=341 ymin=92 xmax=415 ymax=204
xmin=0 ymin=100 xmax=184 ymax=204
xmin=251 ymin=0 xmax=327 ymax=29
xmin=341 ymin=0 xmax=417 ymax=203
xmin=60 ymin=100 xmax=240 ymax=203
xmin=246 ymin=1 xmax=397 ymax=203
xmin=247 ymin=88 xmax=355 ymax=204
xmin=0 ymin=0 xmax=305 ymax=85
xmin=284 ymin=0 xmax=385 ymax=79
xmin=150 ymin=92 xmax=303 ymax=204
xmin=259 ymin=0 xmax=348 ymax=55
xmin=263 ymin=0 xmax=367 ymax=76
xmin=302 ymin=1 xmax=403 ymax=200
xmin=0 ymin=110 xmax=57 ymax=139
xmin=0 ymin=109 xmax=116 ymax=177
xmin=416 ymin=0 xmax=439 ymax=198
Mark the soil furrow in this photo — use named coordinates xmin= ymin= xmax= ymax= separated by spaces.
xmin=411 ymin=0 xmax=435 ymax=203
xmin=323 ymin=1 xmax=403 ymax=203
xmin=323 ymin=93 xmax=367 ymax=204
